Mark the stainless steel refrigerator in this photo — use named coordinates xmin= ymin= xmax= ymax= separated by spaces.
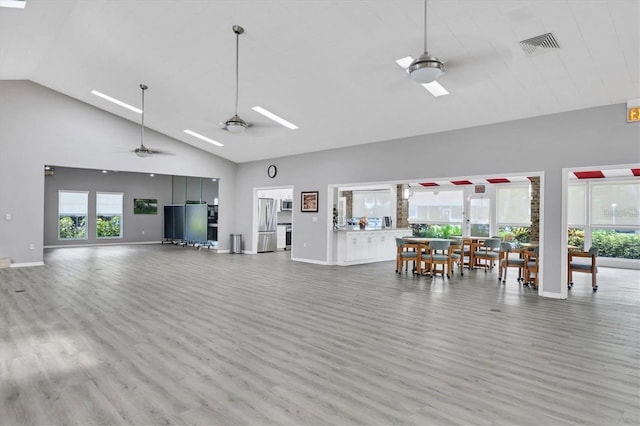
xmin=257 ymin=198 xmax=277 ymax=252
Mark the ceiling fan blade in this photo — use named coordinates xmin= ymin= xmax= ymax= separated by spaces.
xmin=147 ymin=148 xmax=174 ymax=155
xmin=132 ymin=146 xmax=174 ymax=156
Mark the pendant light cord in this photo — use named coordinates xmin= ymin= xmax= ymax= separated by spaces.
xmin=235 ymin=31 xmax=240 ymax=116
xmin=423 ymin=0 xmax=428 ymax=53
xmin=141 ymin=85 xmax=145 ymax=147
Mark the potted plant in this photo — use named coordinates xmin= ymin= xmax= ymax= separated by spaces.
xmin=358 ymin=216 xmax=367 ymax=230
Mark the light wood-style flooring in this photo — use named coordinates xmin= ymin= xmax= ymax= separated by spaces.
xmin=1 ymin=244 xmax=639 ymax=425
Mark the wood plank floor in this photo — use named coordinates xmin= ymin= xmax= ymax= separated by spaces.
xmin=1 ymin=244 xmax=639 ymax=426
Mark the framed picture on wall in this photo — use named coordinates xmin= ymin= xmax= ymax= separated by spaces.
xmin=301 ymin=191 xmax=318 ymax=212
xmin=133 ymin=198 xmax=158 ymax=214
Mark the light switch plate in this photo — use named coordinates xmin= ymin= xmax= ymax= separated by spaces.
xmin=5 ymin=213 xmax=11 ymax=221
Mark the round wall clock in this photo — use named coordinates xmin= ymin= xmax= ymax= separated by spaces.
xmin=267 ymin=164 xmax=277 ymax=178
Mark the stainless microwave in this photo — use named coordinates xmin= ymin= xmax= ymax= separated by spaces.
xmin=281 ymin=199 xmax=293 ymax=211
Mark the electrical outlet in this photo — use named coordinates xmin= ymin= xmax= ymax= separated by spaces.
xmin=5 ymin=213 xmax=11 ymax=221
xmin=141 ymin=230 xmax=145 ymax=235
xmin=29 ymin=243 xmax=35 ymax=250
xmin=303 ymin=242 xmax=307 ymax=247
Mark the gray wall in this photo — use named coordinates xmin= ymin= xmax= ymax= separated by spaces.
xmin=236 ymin=103 xmax=639 ymax=297
xmin=43 ymin=167 xmax=173 ymax=246
xmin=0 ymin=80 xmax=237 ymax=265
xmin=2 ymin=80 xmax=638 ymax=298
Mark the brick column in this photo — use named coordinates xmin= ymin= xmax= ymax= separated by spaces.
xmin=530 ymin=176 xmax=540 ymax=242
xmin=396 ymin=184 xmax=409 ymax=228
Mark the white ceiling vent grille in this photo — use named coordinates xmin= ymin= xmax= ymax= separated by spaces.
xmin=519 ymin=32 xmax=560 ymax=56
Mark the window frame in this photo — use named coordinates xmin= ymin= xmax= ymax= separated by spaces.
xmin=96 ymin=191 xmax=124 ymax=239
xmin=58 ymin=190 xmax=89 ymax=240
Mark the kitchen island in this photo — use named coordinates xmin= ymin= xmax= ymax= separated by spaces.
xmin=335 ymin=228 xmax=411 ymax=266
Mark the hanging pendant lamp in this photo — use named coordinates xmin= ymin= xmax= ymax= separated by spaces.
xmin=408 ymin=0 xmax=445 ymax=84
xmin=224 ymin=25 xmax=249 ymax=134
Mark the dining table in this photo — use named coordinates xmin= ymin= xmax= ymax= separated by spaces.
xmin=401 ymin=237 xmax=452 ymax=275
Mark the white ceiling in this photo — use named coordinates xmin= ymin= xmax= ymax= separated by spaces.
xmin=1 ymin=0 xmax=638 ymax=164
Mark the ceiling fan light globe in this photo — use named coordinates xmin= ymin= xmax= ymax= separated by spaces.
xmin=225 ymin=115 xmax=248 ymax=134
xmin=135 ymin=148 xmax=150 ymax=157
xmin=408 ymin=53 xmax=445 ymax=84
xmin=226 ymin=123 xmax=246 ymax=134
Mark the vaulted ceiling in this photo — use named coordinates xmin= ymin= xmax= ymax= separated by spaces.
xmin=1 ymin=0 xmax=638 ymax=163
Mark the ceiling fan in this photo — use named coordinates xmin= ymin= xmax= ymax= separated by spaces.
xmin=220 ymin=25 xmax=252 ymax=133
xmin=401 ymin=0 xmax=446 ymax=85
xmin=134 ymin=84 xmax=171 ymax=157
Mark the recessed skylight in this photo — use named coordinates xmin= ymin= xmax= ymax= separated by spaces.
xmin=251 ymin=106 xmax=298 ymax=129
xmin=184 ymin=130 xmax=224 ymax=147
xmin=91 ymin=90 xmax=142 ymax=113
xmin=422 ymin=81 xmax=449 ymax=97
xmin=396 ymin=56 xmax=449 ymax=97
xmin=0 ymin=0 xmax=26 ymax=9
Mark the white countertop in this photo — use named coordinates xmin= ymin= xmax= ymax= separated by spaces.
xmin=334 ymin=227 xmax=409 ymax=233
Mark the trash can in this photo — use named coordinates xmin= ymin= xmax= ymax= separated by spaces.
xmin=230 ymin=234 xmax=242 ymax=254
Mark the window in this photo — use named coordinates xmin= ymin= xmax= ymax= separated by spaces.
xmin=591 ymin=182 xmax=639 ymax=227
xmin=567 ymin=179 xmax=640 ymax=260
xmin=469 ymin=196 xmax=490 ymax=237
xmin=58 ymin=191 xmax=88 ymax=240
xmin=497 ymin=185 xmax=531 ymax=242
xmin=96 ymin=192 xmax=123 ymax=238
xmin=352 ymin=190 xmax=392 ymax=217
xmin=567 ymin=184 xmax=586 ymax=227
xmin=408 ymin=190 xmax=463 ymax=223
xmin=496 ymin=185 xmax=530 ymax=226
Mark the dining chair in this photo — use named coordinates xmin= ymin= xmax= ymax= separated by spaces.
xmin=524 ymin=247 xmax=539 ymax=289
xmin=454 ymin=238 xmax=473 ymax=272
xmin=568 ymin=247 xmax=598 ymax=291
xmin=473 ymin=238 xmax=501 ymax=272
xmin=421 ymin=239 xmax=451 ymax=278
xmin=498 ymin=242 xmax=525 ymax=284
xmin=395 ymin=238 xmax=422 ymax=274
xmin=448 ymin=238 xmax=464 ymax=276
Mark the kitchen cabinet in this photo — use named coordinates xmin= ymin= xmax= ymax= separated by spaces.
xmin=335 ymin=229 xmax=410 ymax=266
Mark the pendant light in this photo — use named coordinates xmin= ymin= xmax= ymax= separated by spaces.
xmin=135 ymin=84 xmax=151 ymax=157
xmin=408 ymin=0 xmax=445 ymax=84
xmin=224 ymin=25 xmax=249 ymax=134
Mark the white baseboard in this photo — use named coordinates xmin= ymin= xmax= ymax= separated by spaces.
xmin=44 ymin=241 xmax=162 ymax=249
xmin=291 ymin=256 xmax=329 ymax=266
xmin=11 ymin=261 xmax=45 ymax=268
xmin=539 ymin=290 xmax=565 ymax=299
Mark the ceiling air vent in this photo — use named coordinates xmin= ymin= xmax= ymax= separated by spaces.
xmin=519 ymin=32 xmax=560 ymax=56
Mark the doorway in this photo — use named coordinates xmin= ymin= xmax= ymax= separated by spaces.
xmin=252 ymin=186 xmax=294 ymax=254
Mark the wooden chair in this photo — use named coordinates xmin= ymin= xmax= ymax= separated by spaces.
xmin=454 ymin=238 xmax=473 ymax=272
xmin=524 ymin=247 xmax=539 ymax=289
xmin=498 ymin=242 xmax=525 ymax=284
xmin=395 ymin=238 xmax=422 ymax=274
xmin=473 ymin=238 xmax=501 ymax=272
xmin=568 ymin=247 xmax=598 ymax=291
xmin=448 ymin=238 xmax=464 ymax=276
xmin=421 ymin=239 xmax=451 ymax=278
